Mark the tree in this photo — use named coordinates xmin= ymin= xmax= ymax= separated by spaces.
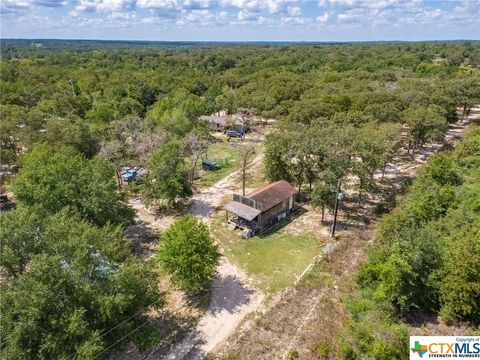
xmin=41 ymin=116 xmax=100 ymax=159
xmin=449 ymin=75 xmax=480 ymax=121
xmin=352 ymin=123 xmax=388 ymax=205
xmin=157 ymin=215 xmax=220 ymax=291
xmin=101 ymin=116 xmax=166 ymax=169
xmin=237 ymin=143 xmax=256 ymax=196
xmin=183 ymin=131 xmax=209 ymax=186
xmin=377 ymin=123 xmax=402 ymax=179
xmin=12 ymin=144 xmax=133 ymax=227
xmin=311 ymin=171 xmax=337 ymax=222
xmin=86 ymin=100 xmax=117 ymax=124
xmin=0 ymin=209 xmax=163 ymax=359
xmin=403 ymin=105 xmax=448 ymax=153
xmin=117 ymin=96 xmax=144 ymax=117
xmin=155 ymin=108 xmax=192 ymax=137
xmin=145 ymin=140 xmax=191 ymax=208
xmin=146 ymin=88 xmax=205 ymax=124
xmin=0 ymin=104 xmax=23 ymax=164
xmin=99 ymin=139 xmax=130 ymax=189
xmin=264 ymin=131 xmax=295 ymax=183
xmin=440 ymin=221 xmax=480 ymax=324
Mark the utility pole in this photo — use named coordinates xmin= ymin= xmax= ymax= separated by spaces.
xmin=330 ymin=180 xmax=342 ymax=238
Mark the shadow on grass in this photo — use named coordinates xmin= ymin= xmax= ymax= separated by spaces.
xmin=259 ymin=206 xmax=308 ymax=238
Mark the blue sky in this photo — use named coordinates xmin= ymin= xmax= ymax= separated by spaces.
xmin=1 ymin=0 xmax=479 ymax=41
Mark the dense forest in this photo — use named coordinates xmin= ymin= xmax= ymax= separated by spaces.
xmin=340 ymin=126 xmax=480 ymax=359
xmin=1 ymin=40 xmax=480 ymax=359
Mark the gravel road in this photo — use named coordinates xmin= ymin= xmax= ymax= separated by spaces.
xmin=128 ymin=155 xmax=265 ymax=360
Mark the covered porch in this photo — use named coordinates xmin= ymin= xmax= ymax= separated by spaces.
xmin=224 ymin=201 xmax=261 ymax=235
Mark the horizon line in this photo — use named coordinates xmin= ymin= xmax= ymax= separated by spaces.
xmin=2 ymin=38 xmax=479 ymax=44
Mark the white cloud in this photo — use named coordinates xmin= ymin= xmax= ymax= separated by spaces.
xmin=319 ymin=0 xmax=422 ymax=10
xmin=2 ymin=0 xmax=477 ymax=39
xmin=33 ymin=0 xmax=67 ymax=6
xmin=75 ymin=0 xmax=100 ymax=12
xmin=287 ymin=5 xmax=300 ymax=16
xmin=315 ymin=12 xmax=329 ymax=22
xmin=1 ymin=0 xmax=30 ymax=13
xmin=176 ymin=8 xmax=228 ymax=25
xmin=256 ymin=15 xmax=273 ymax=24
xmin=219 ymin=0 xmax=302 ymax=14
xmin=220 ymin=0 xmax=262 ymax=11
xmin=337 ymin=7 xmax=364 ymax=22
xmin=141 ymin=15 xmax=172 ymax=24
xmin=280 ymin=15 xmax=309 ymax=25
xmin=96 ymin=0 xmax=136 ymax=12
xmin=182 ymin=0 xmax=217 ymax=9
xmin=1 ymin=0 xmax=67 ymax=13
xmin=75 ymin=0 xmax=128 ymax=13
xmin=237 ymin=9 xmax=259 ymax=20
xmin=136 ymin=0 xmax=177 ymax=9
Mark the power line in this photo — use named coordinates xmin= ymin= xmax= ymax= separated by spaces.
xmin=62 ymin=298 xmax=163 ymax=360
xmin=63 ymin=275 xmax=216 ymax=360
xmin=91 ymin=318 xmax=153 ymax=360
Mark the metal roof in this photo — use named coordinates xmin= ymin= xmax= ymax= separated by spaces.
xmin=225 ymin=201 xmax=261 ymax=221
xmin=199 ymin=115 xmax=244 ymax=126
xmin=247 ymin=180 xmax=297 ymax=210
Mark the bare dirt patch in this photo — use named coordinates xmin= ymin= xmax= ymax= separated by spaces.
xmin=214 ymin=111 xmax=478 ymax=360
xmin=120 ymin=155 xmax=265 ymax=360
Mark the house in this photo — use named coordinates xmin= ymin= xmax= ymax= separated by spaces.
xmin=199 ymin=115 xmax=246 ymax=133
xmin=224 ymin=180 xmax=297 ymax=236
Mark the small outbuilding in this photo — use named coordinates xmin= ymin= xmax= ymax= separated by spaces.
xmin=225 ymin=180 xmax=297 ymax=236
xmin=199 ymin=115 xmax=246 ymax=133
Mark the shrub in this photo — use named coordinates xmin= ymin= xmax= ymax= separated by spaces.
xmin=157 ymin=215 xmax=221 ymax=291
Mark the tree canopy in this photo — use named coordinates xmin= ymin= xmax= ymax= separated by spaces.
xmin=157 ymin=215 xmax=220 ymax=291
xmin=341 ymin=127 xmax=480 ymax=359
xmin=12 ymin=144 xmax=133 ymax=227
xmin=0 ymin=208 xmax=162 ymax=359
xmin=145 ymin=140 xmax=191 ymax=208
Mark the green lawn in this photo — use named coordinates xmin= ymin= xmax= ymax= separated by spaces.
xmin=211 ymin=215 xmax=323 ymax=293
xmin=193 ymin=141 xmax=241 ymax=190
xmin=193 ymin=140 xmax=263 ymax=190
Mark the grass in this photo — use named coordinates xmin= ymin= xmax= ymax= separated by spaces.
xmin=211 ymin=214 xmax=323 ymax=293
xmin=244 ymin=155 xmax=266 ymax=190
xmin=193 ymin=141 xmax=242 ymax=190
xmin=201 ymin=136 xmax=319 ymax=293
xmin=193 ymin=139 xmax=263 ymax=190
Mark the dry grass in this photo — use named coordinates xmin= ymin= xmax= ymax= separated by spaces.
xmin=211 ymin=212 xmax=326 ymax=293
xmin=214 ymin=226 xmax=373 ymax=359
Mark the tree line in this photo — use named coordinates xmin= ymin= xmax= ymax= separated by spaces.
xmin=2 ymin=42 xmax=479 ymax=211
xmin=0 ymin=142 xmax=220 ymax=358
xmin=1 ymin=41 xmax=480 ymax=359
xmin=338 ymin=127 xmax=480 ymax=359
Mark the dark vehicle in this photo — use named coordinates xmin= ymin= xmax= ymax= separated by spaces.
xmin=202 ymin=159 xmax=220 ymax=171
xmin=0 ymin=193 xmax=16 ymax=212
xmin=225 ymin=129 xmax=243 ymax=138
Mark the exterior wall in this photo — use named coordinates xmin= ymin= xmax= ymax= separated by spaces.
xmin=209 ymin=121 xmax=223 ymax=131
xmin=257 ymin=195 xmax=295 ymax=231
xmin=208 ymin=120 xmax=244 ymax=132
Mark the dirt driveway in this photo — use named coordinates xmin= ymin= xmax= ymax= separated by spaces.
xmin=214 ymin=109 xmax=479 ymax=360
xmin=127 ymin=155 xmax=265 ymax=360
